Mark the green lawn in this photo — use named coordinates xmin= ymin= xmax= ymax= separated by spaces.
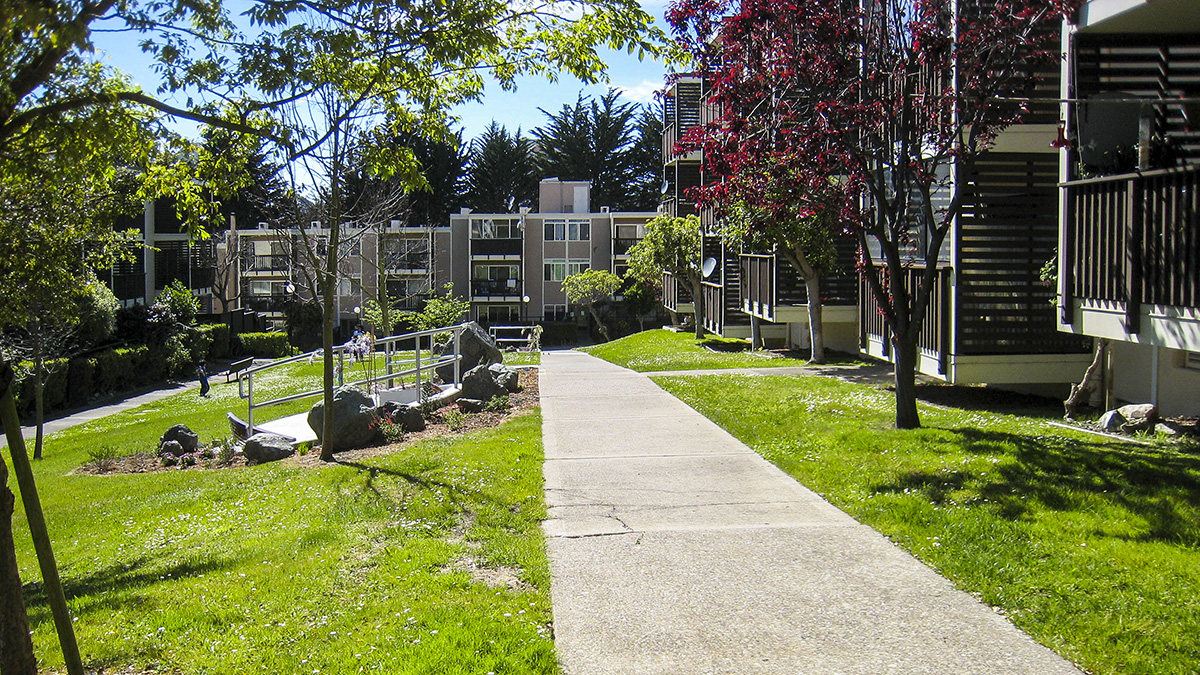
xmin=582 ymin=329 xmax=847 ymax=372
xmin=654 ymin=373 xmax=1200 ymax=675
xmin=8 ymin=365 xmax=557 ymax=674
xmin=503 ymin=351 xmax=541 ymax=366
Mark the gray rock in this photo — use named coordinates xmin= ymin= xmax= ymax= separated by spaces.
xmin=160 ymin=424 xmax=199 ymax=454
xmin=434 ymin=321 xmax=502 ymax=383
xmin=159 ymin=440 xmax=186 ymax=457
xmin=460 ymin=364 xmax=505 ymax=401
xmin=1156 ymin=420 xmax=1181 ymax=436
xmin=487 ymin=363 xmax=521 ymax=392
xmin=1098 ymin=409 xmax=1126 ymax=432
xmin=378 ymin=401 xmax=426 ymax=432
xmin=1117 ymin=403 xmax=1159 ymax=432
xmin=457 ymin=398 xmax=485 ymax=413
xmin=243 ymin=433 xmax=295 ymax=463
xmin=308 ymin=386 xmax=384 ymax=451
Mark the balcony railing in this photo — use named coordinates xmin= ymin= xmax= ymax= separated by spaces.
xmin=247 ymin=254 xmax=289 ymax=273
xmin=701 ymin=281 xmax=723 ymax=334
xmin=740 ymin=254 xmax=775 ymax=321
xmin=471 ymin=239 xmax=522 ymax=256
xmin=739 ymin=253 xmax=859 ymax=321
xmin=613 ymin=237 xmax=640 ymax=256
xmin=662 ymin=271 xmax=692 ymax=312
xmin=471 ymin=279 xmax=522 ymax=297
xmin=1061 ymin=164 xmax=1200 ymax=332
xmin=860 ymin=264 xmax=952 ymax=373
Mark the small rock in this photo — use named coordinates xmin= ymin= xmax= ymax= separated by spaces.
xmin=159 ymin=440 xmax=186 ymax=457
xmin=1156 ymin=420 xmax=1181 ymax=436
xmin=460 ymin=364 xmax=505 ymax=401
xmin=243 ymin=433 xmax=295 ymax=463
xmin=1097 ymin=409 xmax=1126 ymax=432
xmin=160 ymin=424 xmax=199 ymax=454
xmin=457 ymin=398 xmax=485 ymax=413
xmin=378 ymin=402 xmax=425 ymax=432
xmin=487 ymin=363 xmax=521 ymax=392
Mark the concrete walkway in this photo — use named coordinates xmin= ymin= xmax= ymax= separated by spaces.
xmin=1 ymin=381 xmax=198 ymax=448
xmin=540 ymin=351 xmax=1081 ymax=675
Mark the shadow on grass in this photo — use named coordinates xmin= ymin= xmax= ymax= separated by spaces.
xmin=875 ymin=426 xmax=1200 ymax=546
xmin=23 ymin=553 xmax=244 ymax=624
xmin=337 ymin=459 xmax=496 ymax=509
xmin=914 ymin=383 xmax=1063 ymax=416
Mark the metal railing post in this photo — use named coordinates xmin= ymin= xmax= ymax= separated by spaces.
xmin=453 ymin=326 xmax=462 ymax=385
xmin=246 ymin=374 xmax=254 ymax=429
xmin=415 ymin=336 xmax=423 ymax=404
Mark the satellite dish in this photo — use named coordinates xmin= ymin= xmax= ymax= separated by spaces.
xmin=660 ymin=179 xmax=671 ymax=195
xmin=701 ymin=257 xmax=718 ymax=278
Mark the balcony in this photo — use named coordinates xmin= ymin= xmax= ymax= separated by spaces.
xmin=245 ymin=254 xmax=290 ymax=274
xmin=471 ymin=278 xmax=523 ymax=298
xmin=662 ymin=272 xmax=694 ymax=314
xmin=1061 ymin=164 xmax=1200 ymax=348
xmin=471 ymin=239 xmax=522 ymax=257
xmin=861 ymin=264 xmax=952 ymax=374
xmin=613 ymin=237 xmax=640 ymax=256
xmin=244 ymin=295 xmax=288 ymax=314
xmin=740 ymin=254 xmax=859 ymax=323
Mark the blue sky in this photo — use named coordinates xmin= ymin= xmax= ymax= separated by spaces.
xmin=90 ymin=1 xmax=674 ymax=143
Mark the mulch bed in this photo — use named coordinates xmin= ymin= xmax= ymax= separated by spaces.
xmin=76 ymin=368 xmax=540 ymax=475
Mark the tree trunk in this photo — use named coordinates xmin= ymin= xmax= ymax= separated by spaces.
xmin=1 ymin=466 xmax=37 ymax=675
xmin=1064 ymin=338 xmax=1109 ymax=419
xmin=585 ymin=304 xmax=610 ymax=342
xmin=804 ymin=274 xmax=825 ymax=364
xmin=891 ymin=333 xmax=921 ymax=429
xmin=1 ymin=375 xmax=83 ymax=675
xmin=32 ymin=323 xmax=43 ymax=460
xmin=749 ymin=315 xmax=762 ymax=350
xmin=320 ymin=144 xmax=343 ymax=463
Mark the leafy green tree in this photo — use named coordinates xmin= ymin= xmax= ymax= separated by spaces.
xmin=626 ymin=214 xmax=705 ymax=338
xmin=535 ymin=90 xmax=661 ymax=211
xmin=562 ymin=269 xmax=622 ymax=342
xmin=403 ymin=284 xmax=471 ymax=332
xmin=465 ymin=123 xmax=540 ymax=212
xmin=153 ymin=280 xmax=201 ymax=326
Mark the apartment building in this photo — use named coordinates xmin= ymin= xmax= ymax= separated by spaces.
xmin=1056 ymin=0 xmax=1200 ymax=415
xmin=219 ymin=219 xmax=441 ymax=333
xmin=445 ymin=178 xmax=655 ymax=324
xmin=102 ymin=198 xmax=216 ymax=310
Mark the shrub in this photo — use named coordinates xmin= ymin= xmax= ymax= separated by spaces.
xmin=183 ymin=326 xmax=214 ymax=363
xmin=483 ymin=395 xmax=511 ymax=413
xmin=442 ymin=405 xmax=466 ymax=432
xmin=236 ymin=332 xmax=294 ymax=358
xmin=538 ymin=321 xmax=578 ymax=346
xmin=197 ymin=323 xmax=231 ymax=358
xmin=87 ymin=445 xmax=123 ymax=472
xmin=66 ymin=357 xmax=95 ymax=408
xmin=93 ymin=347 xmax=151 ymax=392
xmin=157 ymin=333 xmax=194 ymax=379
xmin=154 ymin=279 xmax=199 ymax=325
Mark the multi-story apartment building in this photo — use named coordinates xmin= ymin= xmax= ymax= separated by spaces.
xmin=1056 ymin=0 xmax=1200 ymax=415
xmin=219 ymin=219 xmax=440 ymax=334
xmin=445 ymin=178 xmax=655 ymax=324
xmin=661 ymin=2 xmax=1103 ymax=393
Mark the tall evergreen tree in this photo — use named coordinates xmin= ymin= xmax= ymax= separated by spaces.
xmin=534 ymin=90 xmax=661 ymax=211
xmin=465 ymin=122 xmax=539 ymax=213
xmin=408 ymin=132 xmax=468 ymax=227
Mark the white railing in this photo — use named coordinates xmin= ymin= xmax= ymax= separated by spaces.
xmin=238 ymin=323 xmax=471 ymax=429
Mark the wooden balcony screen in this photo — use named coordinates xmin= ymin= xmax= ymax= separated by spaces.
xmin=662 ymin=271 xmax=691 ymax=312
xmin=1063 ymin=164 xmax=1200 ymax=332
xmin=702 ymin=282 xmax=724 ymax=334
xmin=860 ymin=265 xmax=951 ymax=373
xmin=957 ymin=152 xmax=1090 ymax=355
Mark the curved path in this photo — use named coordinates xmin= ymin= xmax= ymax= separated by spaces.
xmin=540 ymin=350 xmax=1081 ymax=675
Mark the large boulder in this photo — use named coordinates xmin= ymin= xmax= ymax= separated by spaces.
xmin=1098 ymin=409 xmax=1126 ymax=432
xmin=1118 ymin=403 xmax=1159 ymax=432
xmin=434 ymin=321 xmax=502 ymax=383
xmin=160 ymin=424 xmax=199 ymax=454
xmin=308 ymin=386 xmax=384 ymax=451
xmin=460 ymin=364 xmax=505 ymax=402
xmin=487 ymin=363 xmax=521 ymax=392
xmin=243 ymin=433 xmax=295 ymax=463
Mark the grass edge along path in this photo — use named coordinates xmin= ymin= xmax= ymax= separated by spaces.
xmin=654 ymin=373 xmax=1200 ymax=675
xmin=582 ymin=329 xmax=830 ymax=372
xmin=9 ymin=377 xmax=558 ymax=674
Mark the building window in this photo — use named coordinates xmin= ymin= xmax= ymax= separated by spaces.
xmin=473 ymin=264 xmax=520 ymax=280
xmin=544 ymin=259 xmax=589 ymax=281
xmin=338 ymin=278 xmax=357 ymax=296
xmin=544 ymin=219 xmax=590 ymax=241
xmin=471 ymin=218 xmax=520 ymax=239
xmin=544 ymin=304 xmax=569 ymax=321
xmin=476 ymin=304 xmax=520 ymax=323
xmin=1186 ymin=352 xmax=1200 ymax=371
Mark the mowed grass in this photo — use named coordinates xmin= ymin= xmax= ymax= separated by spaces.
xmin=8 ymin=363 xmax=557 ymax=674
xmin=655 ymin=374 xmax=1200 ymax=675
xmin=582 ymin=329 xmax=818 ymax=372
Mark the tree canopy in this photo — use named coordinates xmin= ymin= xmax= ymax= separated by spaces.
xmin=627 ymin=214 xmax=705 ymax=338
xmin=464 ymin=123 xmax=540 ymax=213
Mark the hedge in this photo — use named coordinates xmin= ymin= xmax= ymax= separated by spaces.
xmin=197 ymin=323 xmax=231 ymax=359
xmin=235 ymin=332 xmax=294 ymax=358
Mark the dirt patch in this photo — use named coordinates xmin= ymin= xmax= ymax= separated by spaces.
xmin=447 ymin=556 xmax=532 ymax=592
xmin=76 ymin=368 xmax=539 ymax=475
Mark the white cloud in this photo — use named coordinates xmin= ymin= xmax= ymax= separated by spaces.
xmin=615 ymin=79 xmax=662 ymax=103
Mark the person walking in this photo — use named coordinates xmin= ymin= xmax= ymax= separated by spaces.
xmin=197 ymin=360 xmax=210 ymax=397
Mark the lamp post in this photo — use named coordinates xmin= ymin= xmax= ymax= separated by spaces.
xmin=522 ymin=295 xmax=531 ymax=323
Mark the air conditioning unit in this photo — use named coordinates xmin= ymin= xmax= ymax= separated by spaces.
xmin=310 ymin=220 xmax=322 ymax=229
xmin=600 ymin=206 xmax=610 ymax=213
xmin=257 ymin=222 xmax=269 ymax=230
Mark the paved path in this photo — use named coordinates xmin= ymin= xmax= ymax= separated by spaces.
xmin=1 ymin=381 xmax=198 ymax=448
xmin=540 ymin=351 xmax=1081 ymax=675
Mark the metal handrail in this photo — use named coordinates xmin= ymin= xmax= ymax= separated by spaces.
xmin=238 ymin=323 xmax=471 ymax=429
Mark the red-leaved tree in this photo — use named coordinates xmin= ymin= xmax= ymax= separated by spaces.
xmin=669 ymin=0 xmax=1078 ymax=428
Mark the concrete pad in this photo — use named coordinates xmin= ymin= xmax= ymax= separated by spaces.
xmin=543 ymin=414 xmax=748 ymax=459
xmin=549 ymin=528 xmax=1081 ymax=675
xmin=255 ymin=412 xmax=318 ymax=444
